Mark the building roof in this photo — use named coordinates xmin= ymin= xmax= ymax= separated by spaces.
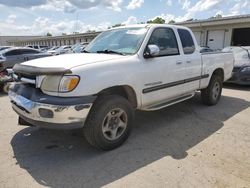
xmin=176 ymin=14 xmax=250 ymax=27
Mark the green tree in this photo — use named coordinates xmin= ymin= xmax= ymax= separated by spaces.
xmin=168 ymin=20 xmax=175 ymax=24
xmin=46 ymin=32 xmax=52 ymax=36
xmin=147 ymin=17 xmax=165 ymax=24
xmin=112 ymin=23 xmax=124 ymax=28
xmin=86 ymin=30 xmax=96 ymax=33
xmin=210 ymin=14 xmax=223 ymax=19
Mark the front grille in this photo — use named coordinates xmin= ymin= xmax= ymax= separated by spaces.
xmin=13 ymin=73 xmax=36 ymax=85
xmin=17 ymin=73 xmax=36 ymax=80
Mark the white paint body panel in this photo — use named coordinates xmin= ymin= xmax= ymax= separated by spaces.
xmin=19 ymin=24 xmax=234 ymax=110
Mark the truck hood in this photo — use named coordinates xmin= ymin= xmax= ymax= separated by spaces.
xmin=21 ymin=53 xmax=128 ymax=70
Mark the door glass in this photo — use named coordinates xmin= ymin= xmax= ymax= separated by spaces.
xmin=148 ymin=28 xmax=179 ymax=56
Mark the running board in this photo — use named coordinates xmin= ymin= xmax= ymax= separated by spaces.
xmin=143 ymin=93 xmax=195 ymax=111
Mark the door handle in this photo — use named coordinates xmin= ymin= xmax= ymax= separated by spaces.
xmin=176 ymin=61 xmax=182 ymax=65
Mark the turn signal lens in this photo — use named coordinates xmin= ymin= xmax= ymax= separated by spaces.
xmin=59 ymin=76 xmax=80 ymax=92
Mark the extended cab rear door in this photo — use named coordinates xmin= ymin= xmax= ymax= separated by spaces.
xmin=177 ymin=28 xmax=203 ymax=92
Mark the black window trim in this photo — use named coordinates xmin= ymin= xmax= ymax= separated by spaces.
xmin=144 ymin=27 xmax=180 ymax=58
xmin=177 ymin=28 xmax=196 ymax=55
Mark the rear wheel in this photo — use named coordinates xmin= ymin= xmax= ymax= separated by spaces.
xmin=83 ymin=95 xmax=134 ymax=150
xmin=201 ymin=75 xmax=223 ymax=106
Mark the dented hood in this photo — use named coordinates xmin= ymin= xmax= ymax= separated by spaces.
xmin=14 ymin=53 xmax=127 ymax=75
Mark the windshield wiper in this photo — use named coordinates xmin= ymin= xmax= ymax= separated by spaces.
xmin=96 ymin=49 xmax=125 ymax=56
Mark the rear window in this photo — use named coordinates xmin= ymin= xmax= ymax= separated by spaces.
xmin=178 ymin=29 xmax=195 ymax=54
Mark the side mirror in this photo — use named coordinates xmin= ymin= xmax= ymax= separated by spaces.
xmin=144 ymin=45 xmax=160 ymax=58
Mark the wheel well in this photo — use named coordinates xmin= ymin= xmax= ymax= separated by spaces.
xmin=212 ymin=68 xmax=224 ymax=81
xmin=98 ymin=86 xmax=138 ymax=108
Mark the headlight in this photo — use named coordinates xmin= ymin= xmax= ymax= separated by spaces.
xmin=41 ymin=75 xmax=80 ymax=93
xmin=240 ymin=66 xmax=250 ymax=73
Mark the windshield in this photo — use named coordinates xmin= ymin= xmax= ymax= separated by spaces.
xmin=84 ymin=27 xmax=149 ymax=55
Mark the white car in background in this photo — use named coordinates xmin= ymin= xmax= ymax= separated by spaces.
xmin=26 ymin=45 xmax=49 ymax=52
xmin=71 ymin=42 xmax=89 ymax=53
xmin=222 ymin=46 xmax=250 ymax=85
xmin=53 ymin=45 xmax=72 ymax=55
xmin=47 ymin=46 xmax=60 ymax=55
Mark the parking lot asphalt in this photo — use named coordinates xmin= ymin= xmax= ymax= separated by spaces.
xmin=0 ymin=85 xmax=250 ymax=188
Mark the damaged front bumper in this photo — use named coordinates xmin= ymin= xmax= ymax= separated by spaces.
xmin=9 ymin=83 xmax=96 ymax=129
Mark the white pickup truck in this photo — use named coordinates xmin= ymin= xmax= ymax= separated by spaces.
xmin=9 ymin=24 xmax=234 ymax=150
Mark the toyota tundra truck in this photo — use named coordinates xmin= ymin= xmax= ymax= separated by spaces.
xmin=9 ymin=24 xmax=234 ymax=150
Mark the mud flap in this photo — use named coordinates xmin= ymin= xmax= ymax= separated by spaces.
xmin=18 ymin=116 xmax=34 ymax=126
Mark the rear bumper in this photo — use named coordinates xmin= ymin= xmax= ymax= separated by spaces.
xmin=9 ymin=83 xmax=96 ymax=129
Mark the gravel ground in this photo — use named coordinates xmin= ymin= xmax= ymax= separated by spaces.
xmin=0 ymin=84 xmax=249 ymax=188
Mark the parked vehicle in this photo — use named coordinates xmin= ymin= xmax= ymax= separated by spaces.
xmin=222 ymin=46 xmax=250 ymax=85
xmin=53 ymin=45 xmax=71 ymax=55
xmin=26 ymin=45 xmax=49 ymax=51
xmin=71 ymin=42 xmax=89 ymax=53
xmin=9 ymin=24 xmax=234 ymax=150
xmin=47 ymin=46 xmax=60 ymax=55
xmin=0 ymin=47 xmax=51 ymax=71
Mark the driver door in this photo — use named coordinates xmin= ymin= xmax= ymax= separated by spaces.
xmin=140 ymin=27 xmax=186 ymax=108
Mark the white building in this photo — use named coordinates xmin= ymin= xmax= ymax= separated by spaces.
xmin=176 ymin=14 xmax=250 ymax=50
xmin=0 ymin=36 xmax=41 ymax=46
xmin=6 ymin=32 xmax=101 ymax=47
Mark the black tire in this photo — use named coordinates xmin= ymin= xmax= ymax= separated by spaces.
xmin=201 ymin=75 xmax=223 ymax=106
xmin=83 ymin=95 xmax=134 ymax=150
xmin=3 ymin=82 xmax=10 ymax=94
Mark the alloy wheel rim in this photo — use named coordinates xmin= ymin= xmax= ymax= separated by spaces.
xmin=102 ymin=108 xmax=128 ymax=141
xmin=212 ymin=82 xmax=220 ymax=100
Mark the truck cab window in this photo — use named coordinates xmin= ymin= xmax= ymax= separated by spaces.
xmin=177 ymin=29 xmax=195 ymax=54
xmin=148 ymin=28 xmax=179 ymax=56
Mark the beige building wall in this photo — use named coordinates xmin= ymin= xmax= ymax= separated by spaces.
xmin=177 ymin=15 xmax=250 ymax=50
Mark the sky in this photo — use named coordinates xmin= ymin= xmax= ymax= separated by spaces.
xmin=0 ymin=0 xmax=249 ymax=36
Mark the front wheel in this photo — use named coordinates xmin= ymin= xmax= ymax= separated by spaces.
xmin=83 ymin=95 xmax=134 ymax=150
xmin=201 ymin=75 xmax=223 ymax=106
